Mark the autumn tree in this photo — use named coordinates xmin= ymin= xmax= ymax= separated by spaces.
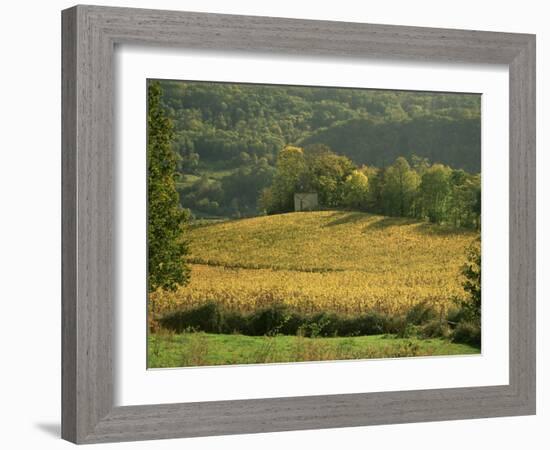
xmin=343 ymin=170 xmax=370 ymax=209
xmin=270 ymin=146 xmax=309 ymax=212
xmin=147 ymin=81 xmax=190 ymax=292
xmin=307 ymin=149 xmax=355 ymax=206
xmin=381 ymin=157 xmax=420 ymax=217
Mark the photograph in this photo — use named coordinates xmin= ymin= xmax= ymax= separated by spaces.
xmin=146 ymin=79 xmax=482 ymax=368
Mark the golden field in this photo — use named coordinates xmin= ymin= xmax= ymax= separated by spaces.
xmin=149 ymin=211 xmax=478 ymax=317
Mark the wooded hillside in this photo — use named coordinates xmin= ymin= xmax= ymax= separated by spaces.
xmin=155 ymin=80 xmax=481 ymax=219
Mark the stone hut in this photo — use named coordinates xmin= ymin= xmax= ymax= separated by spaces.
xmin=294 ymin=192 xmax=318 ymax=212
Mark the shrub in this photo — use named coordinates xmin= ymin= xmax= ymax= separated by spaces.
xmin=158 ymin=303 xmax=451 ymax=339
xmin=159 ymin=302 xmax=222 ymax=333
xmin=421 ymin=319 xmax=451 ymax=339
xmin=296 ymin=313 xmax=331 ymax=337
xmin=451 ymin=321 xmax=481 ymax=347
xmin=383 ymin=315 xmax=408 ymax=334
xmin=446 ymin=305 xmax=470 ymax=327
xmin=405 ymin=302 xmax=438 ymax=325
xmin=346 ymin=312 xmax=387 ymax=336
xmin=221 ymin=310 xmax=250 ymax=334
xmin=247 ymin=305 xmax=293 ymax=336
xmin=396 ymin=323 xmax=422 ymax=338
xmin=294 ymin=311 xmax=389 ymax=337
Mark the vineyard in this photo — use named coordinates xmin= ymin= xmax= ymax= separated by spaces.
xmin=147 ymin=80 xmax=482 ymax=367
xmin=149 ymin=211 xmax=478 ymax=318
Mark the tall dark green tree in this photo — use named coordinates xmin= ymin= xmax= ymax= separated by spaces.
xmin=461 ymin=238 xmax=481 ymax=320
xmin=147 ymin=81 xmax=190 ymax=292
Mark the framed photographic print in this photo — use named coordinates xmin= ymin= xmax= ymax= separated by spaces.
xmin=61 ymin=5 xmax=536 ymax=444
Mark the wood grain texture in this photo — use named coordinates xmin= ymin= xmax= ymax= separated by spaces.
xmin=508 ymin=36 xmax=536 ymax=407
xmin=61 ymin=7 xmax=77 ymax=443
xmin=61 ymin=4 xmax=536 ymax=444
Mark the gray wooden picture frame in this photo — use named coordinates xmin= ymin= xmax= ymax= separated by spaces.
xmin=61 ymin=4 xmax=536 ymax=444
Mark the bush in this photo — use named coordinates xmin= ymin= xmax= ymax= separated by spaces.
xmin=159 ymin=304 xmax=396 ymax=337
xmin=382 ymin=315 xmax=407 ymax=335
xmin=405 ymin=302 xmax=438 ymax=325
xmin=157 ymin=303 xmax=461 ymax=340
xmin=446 ymin=305 xmax=470 ymax=326
xmin=221 ymin=310 xmax=250 ymax=334
xmin=421 ymin=319 xmax=451 ymax=339
xmin=451 ymin=321 xmax=481 ymax=347
xmin=342 ymin=313 xmax=387 ymax=336
xmin=159 ymin=302 xmax=222 ymax=333
xmin=247 ymin=305 xmax=294 ymax=336
xmin=396 ymin=323 xmax=422 ymax=338
xmin=296 ymin=312 xmax=333 ymax=337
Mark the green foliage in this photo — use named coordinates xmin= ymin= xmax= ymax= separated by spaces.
xmin=158 ymin=302 xmax=451 ymax=338
xmin=221 ymin=157 xmax=275 ymax=216
xmin=262 ymin=145 xmax=360 ymax=214
xmin=302 ymin=116 xmax=481 ymax=172
xmin=396 ymin=302 xmax=451 ymax=339
xmin=342 ymin=170 xmax=370 ymax=209
xmin=449 ymin=171 xmax=481 ymax=229
xmin=148 ymin=332 xmax=479 ymax=368
xmin=159 ymin=302 xmax=223 ymax=333
xmin=153 ymin=79 xmax=482 ymax=226
xmin=159 ymin=80 xmax=481 ymax=170
xmin=307 ymin=150 xmax=355 ymax=206
xmin=405 ymin=301 xmax=439 ymax=325
xmin=258 ymin=187 xmax=275 ymax=215
xmin=460 ymin=238 xmax=482 ymax=320
xmin=268 ymin=146 xmax=309 ymax=213
xmin=421 ymin=320 xmax=452 ymax=339
xmin=451 ymin=321 xmax=481 ymax=347
xmin=419 ymin=164 xmax=452 ymax=223
xmin=380 ymin=157 xmax=420 ymax=217
xmin=147 ymin=81 xmax=191 ymax=292
xmin=259 ymin=147 xmax=480 ymax=228
xmin=445 ymin=238 xmax=481 ymax=347
xmin=156 ymin=80 xmax=481 ymax=218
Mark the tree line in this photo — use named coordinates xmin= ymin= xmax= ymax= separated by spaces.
xmin=260 ymin=144 xmax=481 ymax=229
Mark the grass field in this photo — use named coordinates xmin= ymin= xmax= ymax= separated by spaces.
xmin=148 ymin=331 xmax=480 ymax=368
xmin=149 ymin=211 xmax=478 ymax=317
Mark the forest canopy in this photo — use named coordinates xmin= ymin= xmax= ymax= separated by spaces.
xmin=155 ymin=80 xmax=481 ymax=223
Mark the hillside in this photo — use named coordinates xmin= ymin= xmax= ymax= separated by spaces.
xmin=301 ymin=116 xmax=481 ymax=172
xmin=156 ymin=80 xmax=481 ymax=218
xmin=151 ymin=211 xmax=478 ymax=316
xmin=187 ymin=211 xmax=476 ymax=271
xmin=158 ymin=80 xmax=481 ymax=171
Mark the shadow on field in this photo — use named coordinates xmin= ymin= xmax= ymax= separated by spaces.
xmin=415 ymin=222 xmax=475 ymax=237
xmin=362 ymin=216 xmax=418 ymax=231
xmin=322 ymin=211 xmax=371 ymax=227
xmin=362 ymin=216 xmax=476 ymax=237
